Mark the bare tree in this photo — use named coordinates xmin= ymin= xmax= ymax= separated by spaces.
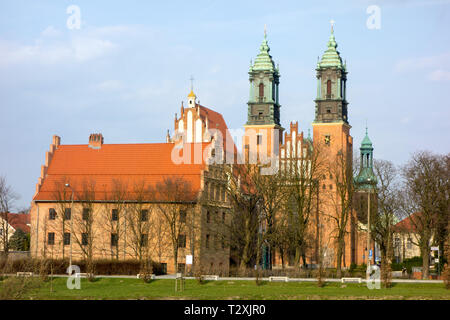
xmin=154 ymin=177 xmax=195 ymax=274
xmin=224 ymin=164 xmax=261 ymax=271
xmin=100 ymin=179 xmax=129 ymax=260
xmin=71 ymin=178 xmax=97 ymax=279
xmin=125 ymin=180 xmax=153 ymax=262
xmin=400 ymin=151 xmax=448 ymax=279
xmin=328 ymin=150 xmax=355 ymax=277
xmin=283 ymin=143 xmax=325 ymax=267
xmin=372 ymin=159 xmax=401 ymax=287
xmin=51 ymin=177 xmax=73 ymax=260
xmin=0 ymin=176 xmax=19 ymax=259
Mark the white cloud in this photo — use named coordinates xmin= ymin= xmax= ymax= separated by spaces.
xmin=95 ymin=80 xmax=124 ymax=91
xmin=41 ymin=26 xmax=62 ymax=38
xmin=427 ymin=69 xmax=450 ymax=81
xmin=394 ymin=52 xmax=450 ymax=82
xmin=0 ymin=25 xmax=135 ymax=67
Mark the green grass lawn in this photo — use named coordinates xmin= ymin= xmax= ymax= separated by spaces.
xmin=3 ymin=277 xmax=449 ymax=300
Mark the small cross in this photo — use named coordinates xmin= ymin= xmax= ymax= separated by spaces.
xmin=330 ymin=19 xmax=335 ymax=32
xmin=264 ymin=24 xmax=267 ymax=37
xmin=189 ymin=75 xmax=194 ymax=91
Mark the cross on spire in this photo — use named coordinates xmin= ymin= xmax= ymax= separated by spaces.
xmin=189 ymin=75 xmax=194 ymax=91
xmin=264 ymin=24 xmax=267 ymax=38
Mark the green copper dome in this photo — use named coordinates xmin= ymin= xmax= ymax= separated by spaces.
xmin=250 ymin=32 xmax=277 ymax=73
xmin=361 ymin=127 xmax=373 ymax=149
xmin=355 ymin=127 xmax=377 ymax=190
xmin=317 ymin=28 xmax=344 ymax=70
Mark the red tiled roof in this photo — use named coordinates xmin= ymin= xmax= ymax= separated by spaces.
xmin=394 ymin=212 xmax=423 ymax=233
xmin=197 ymin=104 xmax=238 ymax=160
xmin=34 ymin=142 xmax=211 ymax=202
xmin=4 ymin=213 xmax=31 ymax=233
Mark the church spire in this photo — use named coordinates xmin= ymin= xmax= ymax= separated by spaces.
xmin=313 ymin=22 xmax=348 ymax=124
xmin=355 ymin=126 xmax=377 ymax=190
xmin=246 ymin=27 xmax=281 ymax=126
xmin=250 ymin=26 xmax=277 ymax=72
xmin=317 ymin=20 xmax=344 ymax=70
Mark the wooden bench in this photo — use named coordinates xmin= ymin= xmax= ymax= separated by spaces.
xmin=341 ymin=277 xmax=362 ymax=283
xmin=16 ymin=272 xmax=33 ymax=277
xmin=269 ymin=276 xmax=289 ymax=282
xmin=136 ymin=273 xmax=156 ymax=280
xmin=75 ymin=273 xmax=95 ymax=278
xmin=200 ymin=275 xmax=219 ymax=281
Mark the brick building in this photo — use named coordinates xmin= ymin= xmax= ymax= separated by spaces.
xmin=30 ymin=24 xmax=376 ymax=273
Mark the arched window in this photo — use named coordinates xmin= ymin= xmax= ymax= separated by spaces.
xmin=259 ymin=83 xmax=264 ymax=98
xmin=326 ymin=80 xmax=332 ymax=97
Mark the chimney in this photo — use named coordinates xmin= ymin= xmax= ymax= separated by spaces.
xmin=88 ymin=133 xmax=104 ymax=149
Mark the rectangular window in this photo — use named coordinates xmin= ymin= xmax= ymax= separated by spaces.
xmin=206 ymin=234 xmax=210 ymax=249
xmin=111 ymin=233 xmax=118 ymax=246
xmin=179 ymin=210 xmax=186 ymax=223
xmin=48 ymin=232 xmax=55 ymax=245
xmin=82 ymin=233 xmax=88 ymax=246
xmin=161 ymin=263 xmax=167 ymax=275
xmin=177 ymin=263 xmax=185 ymax=273
xmin=324 ymin=135 xmax=331 ymax=146
xmin=140 ymin=209 xmax=148 ymax=222
xmin=140 ymin=234 xmax=148 ymax=247
xmin=49 ymin=208 xmax=56 ymax=220
xmin=178 ymin=234 xmax=186 ymax=248
xmin=206 ymin=211 xmax=210 ymax=223
xmin=257 ymin=134 xmax=262 ymax=145
xmin=64 ymin=208 xmax=71 ymax=220
xmin=63 ymin=233 xmax=71 ymax=245
xmin=111 ymin=209 xmax=119 ymax=221
xmin=82 ymin=208 xmax=90 ymax=221
xmin=222 ymin=212 xmax=226 ymax=223
xmin=407 ymin=238 xmax=412 ymax=250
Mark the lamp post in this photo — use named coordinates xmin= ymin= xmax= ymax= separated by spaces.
xmin=65 ymin=183 xmax=74 ymax=267
xmin=366 ymin=178 xmax=372 ymax=278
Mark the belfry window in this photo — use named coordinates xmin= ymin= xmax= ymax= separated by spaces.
xmin=326 ymin=80 xmax=331 ymax=97
xmin=259 ymin=83 xmax=264 ymax=98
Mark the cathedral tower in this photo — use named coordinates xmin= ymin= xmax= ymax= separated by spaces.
xmin=312 ymin=23 xmax=354 ymax=268
xmin=312 ymin=23 xmax=352 ymax=160
xmin=244 ymin=29 xmax=283 ymax=161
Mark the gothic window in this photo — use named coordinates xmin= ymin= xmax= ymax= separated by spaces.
xmin=259 ymin=83 xmax=264 ymax=98
xmin=326 ymin=80 xmax=331 ymax=97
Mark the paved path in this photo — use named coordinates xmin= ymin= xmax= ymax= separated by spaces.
xmin=10 ymin=273 xmax=443 ymax=284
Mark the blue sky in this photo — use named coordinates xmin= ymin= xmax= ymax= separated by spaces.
xmin=0 ymin=0 xmax=449 ymax=209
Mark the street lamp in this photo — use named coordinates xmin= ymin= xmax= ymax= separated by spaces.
xmin=366 ymin=178 xmax=372 ymax=279
xmin=65 ymin=183 xmax=74 ymax=268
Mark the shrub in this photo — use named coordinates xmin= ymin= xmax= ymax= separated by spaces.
xmin=0 ymin=276 xmax=42 ymax=300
